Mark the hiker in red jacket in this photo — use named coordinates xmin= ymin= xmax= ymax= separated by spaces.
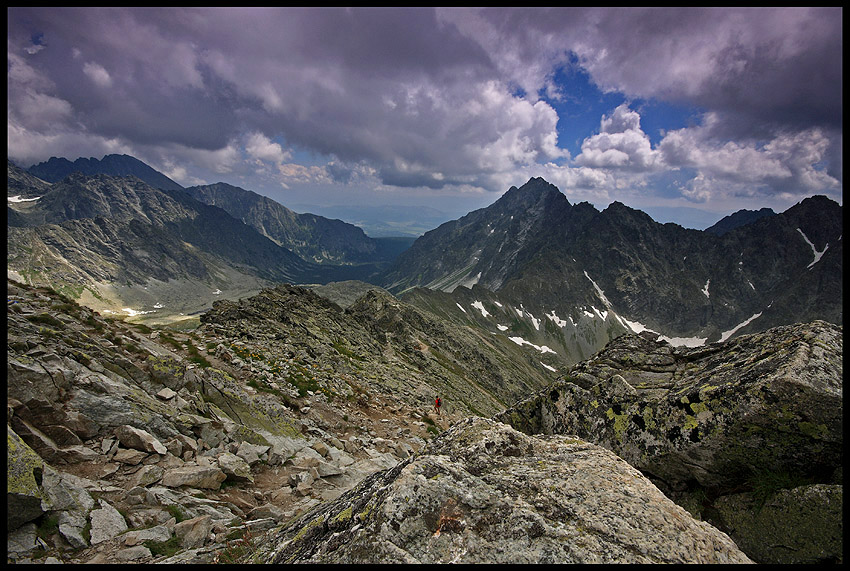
xmin=434 ymin=396 xmax=441 ymax=415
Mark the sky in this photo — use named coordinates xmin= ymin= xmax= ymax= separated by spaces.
xmin=7 ymin=7 xmax=843 ymax=232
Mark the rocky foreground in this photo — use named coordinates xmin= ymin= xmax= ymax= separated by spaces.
xmin=498 ymin=322 xmax=843 ymax=564
xmin=250 ymin=417 xmax=751 ymax=564
xmin=6 ymin=279 xmax=842 ymax=564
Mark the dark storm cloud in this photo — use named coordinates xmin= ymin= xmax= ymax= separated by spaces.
xmin=7 ymin=7 xmax=842 ymax=213
xmin=468 ymin=7 xmax=842 ymax=137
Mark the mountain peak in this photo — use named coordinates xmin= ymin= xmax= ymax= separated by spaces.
xmin=27 ymin=154 xmax=183 ymax=191
xmin=497 ymin=177 xmax=569 ymax=211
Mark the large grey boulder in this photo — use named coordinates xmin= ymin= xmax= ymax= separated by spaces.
xmin=89 ymin=499 xmax=128 ymax=544
xmin=114 ymin=424 xmax=167 ymax=455
xmin=161 ymin=465 xmax=227 ymax=489
xmin=217 ymin=452 xmax=253 ymax=482
xmin=7 ymin=426 xmax=46 ymax=530
xmin=252 ymin=418 xmax=751 ymax=564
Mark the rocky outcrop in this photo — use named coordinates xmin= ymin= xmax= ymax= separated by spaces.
xmin=7 ymin=426 xmax=47 ymax=529
xmin=497 ymin=321 xmax=843 ymax=564
xmin=5 ymin=280 xmax=437 ymax=564
xmin=252 ymin=417 xmax=751 ymax=564
xmin=6 ymin=278 xmax=839 ymax=564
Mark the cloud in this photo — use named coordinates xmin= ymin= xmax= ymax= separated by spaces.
xmin=658 ymin=114 xmax=839 ymax=198
xmin=244 ymin=132 xmax=291 ymax=164
xmin=6 ymin=7 xmax=841 ymax=216
xmin=574 ymin=104 xmax=659 ymax=170
xmin=82 ymin=61 xmax=112 ymax=88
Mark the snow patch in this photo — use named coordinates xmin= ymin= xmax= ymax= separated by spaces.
xmin=545 ymin=310 xmax=572 ymax=328
xmin=797 ymin=228 xmax=828 ymax=269
xmin=508 ymin=336 xmax=556 ymax=354
xmin=702 ymin=279 xmax=710 ymax=299
xmin=620 ymin=316 xmax=649 ymax=334
xmin=541 ymin=363 xmax=557 ymax=372
xmin=471 ymin=301 xmax=490 ymax=318
xmin=719 ymin=312 xmax=763 ymax=342
xmin=620 ymin=316 xmax=707 ymax=347
xmin=584 ymin=271 xmax=611 ymax=307
xmin=456 ymin=303 xmax=467 ymax=313
xmin=121 ymin=307 xmax=154 ymax=317
xmin=656 ymin=334 xmax=708 ymax=348
xmin=212 ymin=289 xmax=222 ymax=295
xmin=7 ymin=195 xmax=41 ymax=202
xmin=497 ymin=324 xmax=508 ymax=331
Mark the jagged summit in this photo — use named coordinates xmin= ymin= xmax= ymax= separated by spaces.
xmin=380 ymin=177 xmax=842 ymax=366
xmin=27 ymin=154 xmax=184 ymax=191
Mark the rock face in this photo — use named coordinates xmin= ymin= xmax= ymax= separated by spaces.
xmin=7 ymin=426 xmax=46 ymax=529
xmin=253 ymin=417 xmax=751 ymax=564
xmin=5 ymin=274 xmax=840 ymax=564
xmin=497 ymin=320 xmax=843 ymax=564
xmin=4 ymin=279 xmax=448 ymax=564
xmin=380 ymin=177 xmax=842 ymax=361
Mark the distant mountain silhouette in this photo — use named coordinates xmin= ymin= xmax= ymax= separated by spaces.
xmin=704 ymin=207 xmax=775 ymax=236
xmin=27 ymin=154 xmax=184 ymax=191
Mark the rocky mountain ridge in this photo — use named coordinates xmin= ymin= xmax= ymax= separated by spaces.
xmin=6 ymin=279 xmax=456 ymax=564
xmin=380 ymin=177 xmax=842 ymax=367
xmin=182 ymin=182 xmax=388 ymax=267
xmin=496 ymin=321 xmax=843 ymax=563
xmin=25 ymin=154 xmax=185 ymax=192
xmin=7 ymin=167 xmax=313 ymax=317
xmin=8 ymin=158 xmax=405 ymax=309
xmin=7 ymin=278 xmax=841 ymax=564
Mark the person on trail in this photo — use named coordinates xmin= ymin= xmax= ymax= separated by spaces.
xmin=434 ymin=396 xmax=441 ymax=415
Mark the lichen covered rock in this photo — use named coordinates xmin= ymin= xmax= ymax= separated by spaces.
xmin=253 ymin=418 xmax=751 ymax=564
xmin=7 ymin=425 xmax=46 ymax=530
xmin=498 ymin=320 xmax=843 ymax=564
xmin=499 ymin=321 xmax=842 ymax=490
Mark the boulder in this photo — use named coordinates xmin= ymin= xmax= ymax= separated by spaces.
xmin=122 ymin=524 xmax=173 ymax=546
xmin=499 ymin=321 xmax=842 ymax=490
xmin=7 ymin=425 xmax=45 ymax=529
xmin=89 ymin=499 xmax=129 ymax=544
xmin=255 ymin=418 xmax=751 ymax=564
xmin=156 ymin=387 xmax=178 ymax=400
xmin=115 ymin=545 xmax=152 ymax=561
xmin=114 ymin=425 xmax=167 ymax=455
xmin=132 ymin=464 xmax=165 ymax=488
xmin=161 ymin=466 xmax=227 ymax=489
xmin=113 ymin=447 xmax=149 ymax=465
xmin=217 ymin=452 xmax=253 ymax=482
xmin=174 ymin=514 xmax=213 ymax=549
xmin=7 ymin=523 xmax=42 ymax=558
xmin=40 ymin=464 xmax=95 ymax=513
xmin=57 ymin=509 xmax=90 ymax=548
xmin=497 ymin=321 xmax=843 ymax=565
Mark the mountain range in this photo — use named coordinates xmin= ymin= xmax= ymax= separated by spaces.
xmin=7 ymin=155 xmax=843 ymax=369
xmin=381 ymin=177 xmax=841 ymax=364
xmin=5 ymin=154 xmax=843 ymax=564
xmin=7 ymin=157 xmax=410 ymax=321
